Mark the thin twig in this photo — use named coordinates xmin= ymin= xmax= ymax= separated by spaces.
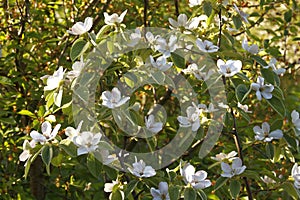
xmin=174 ymin=0 xmax=179 ymax=16
xmin=144 ymin=0 xmax=149 ymax=28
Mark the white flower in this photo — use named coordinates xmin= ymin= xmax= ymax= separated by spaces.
xmin=253 ymin=122 xmax=283 ymax=142
xmin=221 ymin=157 xmax=246 ymax=178
xmin=233 ymin=4 xmax=249 ymax=23
xmin=237 ymin=102 xmax=252 ymax=113
xmin=145 ymin=114 xmax=163 ymax=134
xmin=242 ymin=37 xmax=259 ymax=54
xmin=180 ymin=163 xmax=211 ymax=189
xmin=30 ymin=121 xmax=61 ymax=144
xmin=261 ymin=175 xmax=276 ymax=184
xmin=41 ymin=66 xmax=65 ymax=91
xmin=104 ymin=10 xmax=127 ymax=25
xmin=101 ymin=87 xmax=130 ymax=109
xmin=292 ymin=110 xmax=300 ymax=130
xmin=292 ymin=163 xmax=300 ymax=189
xmin=128 ymin=157 xmax=156 ymax=178
xmin=197 ymin=103 xmax=219 ymax=113
xmin=177 ymin=106 xmax=200 ymax=131
xmin=196 ymin=39 xmax=219 ymax=53
xmin=189 ymin=0 xmax=203 ymax=7
xmin=251 ymin=76 xmax=274 ymax=101
xmin=211 ymin=151 xmax=237 ymax=162
xmin=149 ymin=55 xmax=173 ymax=71
xmin=217 ymin=59 xmax=242 ymax=77
xmin=182 ymin=64 xmax=215 ymax=81
xmin=168 ymin=14 xmax=201 ymax=31
xmin=104 ymin=179 xmax=125 ymax=200
xmin=154 ymin=35 xmax=177 ymax=57
xmin=67 ymin=57 xmax=85 ymax=80
xmin=218 ymin=102 xmax=229 ymax=109
xmin=263 ymin=58 xmax=286 ymax=75
xmin=67 ymin=17 xmax=93 ymax=35
xmin=150 ymin=182 xmax=170 ymax=200
xmin=65 ymin=121 xmax=83 ymax=142
xmin=128 ymin=28 xmax=142 ymax=47
xmin=19 ymin=140 xmax=36 ymax=162
xmin=74 ymin=131 xmax=102 ymax=155
xmin=99 ymin=149 xmax=117 ymax=165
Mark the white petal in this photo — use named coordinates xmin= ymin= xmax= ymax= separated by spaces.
xmin=83 ymin=17 xmax=93 ymax=32
xmin=232 ymin=158 xmax=243 ymax=169
xmin=269 ymin=130 xmax=283 ymax=139
xmin=41 ymin=121 xmax=52 ymax=136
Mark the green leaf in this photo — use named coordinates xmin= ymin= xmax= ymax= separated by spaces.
xmin=151 ymin=71 xmax=165 ymax=85
xmin=70 ymin=38 xmax=89 ymax=61
xmin=235 ymin=84 xmax=250 ymax=103
xmin=197 ymin=189 xmax=207 ymax=200
xmin=41 ymin=145 xmax=53 ymax=175
xmin=233 ymin=15 xmax=242 ymax=29
xmin=110 ymin=190 xmax=124 ymax=200
xmin=18 ymin=110 xmax=36 ymax=118
xmin=203 ymin=1 xmax=212 ymax=17
xmin=169 ymin=185 xmax=181 ymax=200
xmin=124 ymin=180 xmax=139 ymax=198
xmin=266 ymin=96 xmax=286 ymax=118
xmin=24 ymin=148 xmax=42 ymax=179
xmin=229 ymin=180 xmax=241 ymax=199
xmin=96 ymin=25 xmax=111 ymax=40
xmin=74 ymin=86 xmax=89 ymax=103
xmin=284 ymin=10 xmax=293 ymax=23
xmin=214 ymin=177 xmax=228 ymax=191
xmin=184 ymin=187 xmax=196 ymax=200
xmin=266 ymin=143 xmax=274 ymax=159
xmin=251 ymin=55 xmax=268 ymax=67
xmin=87 ymin=153 xmax=102 ymax=179
xmin=0 ymin=76 xmax=14 ymax=85
xmin=281 ymin=182 xmax=300 ymax=200
xmin=171 ymin=52 xmax=185 ymax=68
xmin=59 ymin=139 xmax=77 ymax=157
xmin=261 ymin=68 xmax=279 ymax=86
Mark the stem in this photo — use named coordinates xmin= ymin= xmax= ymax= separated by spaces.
xmin=144 ymin=0 xmax=149 ymax=28
xmin=174 ymin=0 xmax=179 ymax=16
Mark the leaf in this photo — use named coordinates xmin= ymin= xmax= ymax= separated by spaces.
xmin=110 ymin=190 xmax=124 ymax=200
xmin=184 ymin=187 xmax=196 ymax=200
xmin=281 ymin=182 xmax=300 ymax=200
xmin=41 ymin=145 xmax=53 ymax=175
xmin=0 ymin=76 xmax=14 ymax=85
xmin=266 ymin=143 xmax=274 ymax=159
xmin=18 ymin=110 xmax=36 ymax=118
xmin=87 ymin=153 xmax=102 ymax=179
xmin=229 ymin=180 xmax=241 ymax=199
xmin=251 ymin=55 xmax=268 ymax=67
xmin=266 ymin=96 xmax=286 ymax=118
xmin=261 ymin=68 xmax=278 ymax=86
xmin=284 ymin=10 xmax=293 ymax=23
xmin=214 ymin=177 xmax=228 ymax=191
xmin=96 ymin=25 xmax=111 ymax=40
xmin=124 ymin=180 xmax=139 ymax=198
xmin=171 ymin=52 xmax=185 ymax=68
xmin=233 ymin=15 xmax=242 ymax=29
xmin=151 ymin=71 xmax=165 ymax=85
xmin=59 ymin=139 xmax=77 ymax=157
xmin=197 ymin=189 xmax=207 ymax=200
xmin=70 ymin=38 xmax=89 ymax=61
xmin=203 ymin=1 xmax=212 ymax=17
xmin=169 ymin=185 xmax=181 ymax=200
xmin=235 ymin=84 xmax=250 ymax=103
xmin=74 ymin=86 xmax=89 ymax=103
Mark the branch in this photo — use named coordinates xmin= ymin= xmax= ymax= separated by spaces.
xmin=174 ymin=0 xmax=179 ymax=16
xmin=144 ymin=0 xmax=149 ymax=28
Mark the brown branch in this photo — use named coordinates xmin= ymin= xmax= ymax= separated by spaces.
xmin=144 ymin=0 xmax=149 ymax=28
xmin=174 ymin=0 xmax=179 ymax=16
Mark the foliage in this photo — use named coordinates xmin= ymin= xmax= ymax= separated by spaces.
xmin=1 ymin=0 xmax=300 ymax=199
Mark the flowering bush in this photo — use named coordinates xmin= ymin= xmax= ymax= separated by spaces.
xmin=1 ymin=0 xmax=300 ymax=199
